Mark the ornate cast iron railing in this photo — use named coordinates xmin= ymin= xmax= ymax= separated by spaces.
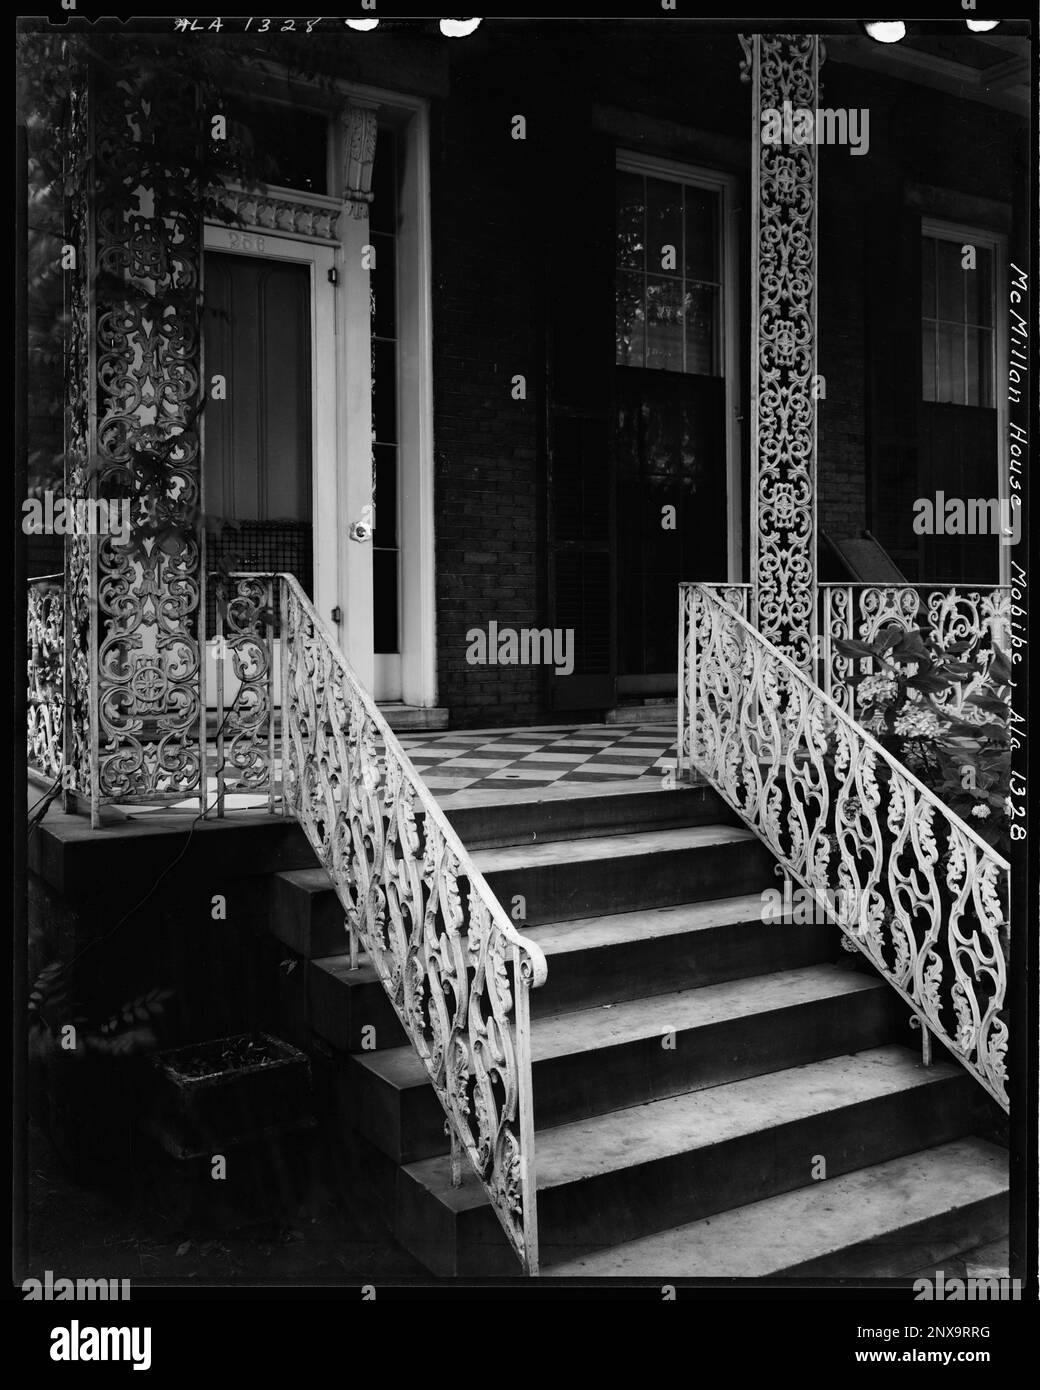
xmin=821 ymin=584 xmax=1011 ymax=721
xmin=680 ymin=583 xmax=1009 ymax=1111
xmin=232 ymin=573 xmax=543 ymax=1272
xmin=211 ymin=573 xmax=279 ymax=817
xmin=27 ymin=576 xmax=65 ymax=784
xmin=677 ymin=584 xmax=750 ymax=782
xmin=25 ymin=567 xmax=548 ymax=1268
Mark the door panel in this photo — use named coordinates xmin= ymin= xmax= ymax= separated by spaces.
xmin=203 ymin=250 xmax=313 ymax=548
xmin=612 ymin=161 xmax=732 ymax=694
xmin=616 ymin=369 xmax=726 ymax=680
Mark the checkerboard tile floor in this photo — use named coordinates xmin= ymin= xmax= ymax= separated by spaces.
xmin=118 ymin=724 xmax=679 ymax=817
xmin=397 ymin=724 xmax=678 ymax=793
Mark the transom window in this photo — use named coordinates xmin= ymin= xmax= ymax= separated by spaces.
xmin=223 ymin=94 xmax=328 ymax=194
xmin=921 ymin=230 xmax=995 ymax=408
xmin=615 ymin=169 xmax=721 ymax=375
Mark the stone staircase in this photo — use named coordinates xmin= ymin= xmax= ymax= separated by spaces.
xmin=270 ymin=779 xmax=1008 ymax=1278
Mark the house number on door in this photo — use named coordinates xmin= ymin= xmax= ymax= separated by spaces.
xmin=227 ymin=232 xmax=266 ymax=253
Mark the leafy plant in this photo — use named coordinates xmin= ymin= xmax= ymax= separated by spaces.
xmin=29 ymin=960 xmax=174 ymax=1059
xmin=834 ymin=624 xmax=1011 ymax=851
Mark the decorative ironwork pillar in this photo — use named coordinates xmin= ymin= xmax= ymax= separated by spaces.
xmin=63 ymin=54 xmax=98 ymax=816
xmin=742 ymin=33 xmax=821 ymax=673
xmin=64 ymin=51 xmax=206 ymax=823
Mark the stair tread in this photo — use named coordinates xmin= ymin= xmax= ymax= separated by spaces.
xmin=275 ymin=867 xmax=334 ymax=892
xmin=544 ymin=1137 xmax=1008 ymax=1277
xmin=471 ymin=824 xmax=757 ymax=873
xmin=357 ymin=963 xmax=887 ymax=1088
xmin=311 ymin=952 xmax=380 ymax=986
xmin=527 ymin=894 xmax=775 ymax=955
xmin=403 ymin=1045 xmax=969 ymax=1209
xmin=530 ymin=964 xmax=885 ymax=1056
xmin=439 ymin=780 xmax=703 ymax=812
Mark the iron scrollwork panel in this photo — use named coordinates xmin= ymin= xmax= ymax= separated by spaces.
xmin=279 ymin=576 xmax=546 ymax=1271
xmin=683 ymin=584 xmax=1009 ymax=1111
xmin=213 ymin=574 xmax=275 ymax=806
xmin=748 ymin=33 xmax=820 ymax=674
xmin=28 ymin=579 xmax=65 ymax=782
xmin=89 ymin=69 xmax=204 ymax=806
xmin=822 ymin=585 xmax=1012 ymax=720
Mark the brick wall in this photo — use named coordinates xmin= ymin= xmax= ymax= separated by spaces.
xmin=430 ymin=73 xmax=544 ymax=726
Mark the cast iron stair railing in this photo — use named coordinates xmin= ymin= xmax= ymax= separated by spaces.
xmin=679 ymin=582 xmax=1009 ymax=1112
xmin=273 ymin=574 xmax=547 ymax=1272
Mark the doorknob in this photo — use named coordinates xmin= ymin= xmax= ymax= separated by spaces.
xmin=349 ymin=506 xmax=374 ymax=542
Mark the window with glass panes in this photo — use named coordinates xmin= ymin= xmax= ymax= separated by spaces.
xmin=615 ymin=169 xmax=721 ymax=376
xmin=370 ymin=127 xmax=399 ymax=655
xmin=921 ymin=233 xmax=995 ymax=407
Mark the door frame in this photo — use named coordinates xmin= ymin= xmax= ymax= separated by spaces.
xmin=202 ymin=221 xmax=340 ymax=630
xmin=356 ymin=97 xmax=436 ymax=706
xmin=202 ymin=85 xmax=436 ymax=707
xmin=613 ymin=151 xmax=742 ymax=696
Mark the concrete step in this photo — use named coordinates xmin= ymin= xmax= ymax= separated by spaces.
xmin=605 ymin=702 xmax=677 ymax=725
xmin=380 ymin=703 xmax=450 ymax=731
xmin=472 ymin=825 xmax=776 ymax=924
xmin=307 ymin=953 xmax=406 ymax=1054
xmin=526 ymin=894 xmax=839 ymax=1016
xmin=545 ymin=1137 xmax=1009 ymax=1279
xmin=394 ymin=1046 xmax=984 ymax=1275
xmin=441 ymin=780 xmax=739 ymax=850
xmin=353 ymin=964 xmax=902 ymax=1164
xmin=265 ymin=789 xmax=741 ymax=955
xmin=271 ymin=869 xmax=350 ymax=959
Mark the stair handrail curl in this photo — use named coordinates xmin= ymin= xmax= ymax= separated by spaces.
xmin=680 ymin=582 xmax=1009 ymax=1112
xmin=276 ymin=574 xmax=548 ymax=1273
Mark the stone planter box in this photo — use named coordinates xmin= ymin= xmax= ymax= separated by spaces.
xmin=140 ymin=1031 xmax=312 ymax=1161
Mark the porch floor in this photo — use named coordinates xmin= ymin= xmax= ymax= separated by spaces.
xmin=104 ymin=723 xmax=680 ymax=819
xmin=398 ymin=722 xmax=677 ymax=793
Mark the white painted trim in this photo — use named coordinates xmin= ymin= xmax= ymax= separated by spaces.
xmin=337 ymin=209 xmax=376 ymax=690
xmin=210 ymin=184 xmax=344 ymax=246
xmin=328 ymin=90 xmax=436 ymax=706
xmin=398 ymin=104 xmax=437 ymax=708
xmin=205 ymin=76 xmax=435 ymax=704
xmin=920 ymin=217 xmax=1009 ymax=584
xmin=615 ymin=150 xmax=743 ymax=582
xmin=374 ymin=653 xmax=402 ymax=700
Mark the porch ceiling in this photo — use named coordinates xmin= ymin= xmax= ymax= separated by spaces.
xmin=825 ymin=31 xmax=1030 ymax=116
